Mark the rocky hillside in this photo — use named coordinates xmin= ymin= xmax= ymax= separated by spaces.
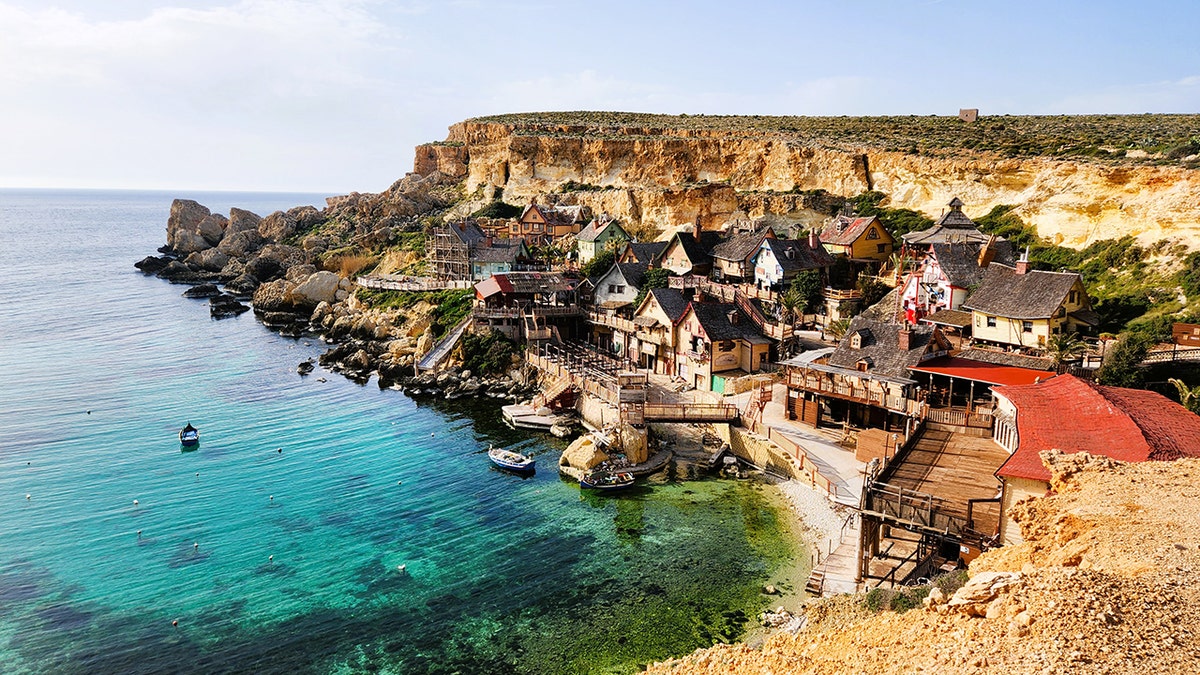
xmin=414 ymin=113 xmax=1200 ymax=248
xmin=644 ymin=452 xmax=1200 ymax=674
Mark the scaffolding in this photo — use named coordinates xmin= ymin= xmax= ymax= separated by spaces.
xmin=427 ymin=221 xmax=473 ymax=281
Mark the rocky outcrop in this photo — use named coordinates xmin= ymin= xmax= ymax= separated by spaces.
xmin=428 ymin=118 xmax=1200 ymax=248
xmin=167 ymin=199 xmax=221 ymax=253
xmin=227 ymin=207 xmax=262 ymax=234
xmin=258 ymin=210 xmax=298 ymax=243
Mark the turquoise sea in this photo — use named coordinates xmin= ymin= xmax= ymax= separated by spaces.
xmin=0 ymin=189 xmax=796 ymax=674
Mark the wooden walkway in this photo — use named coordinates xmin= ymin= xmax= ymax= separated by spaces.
xmin=876 ymin=425 xmax=1007 ymax=534
xmin=357 ymin=275 xmax=473 ymax=292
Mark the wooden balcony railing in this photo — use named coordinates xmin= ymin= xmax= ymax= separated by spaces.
xmin=585 ymin=310 xmax=638 ymax=334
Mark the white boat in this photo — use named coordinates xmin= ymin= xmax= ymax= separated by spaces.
xmin=501 ymin=404 xmax=561 ymax=431
xmin=487 ymin=445 xmax=535 ymax=473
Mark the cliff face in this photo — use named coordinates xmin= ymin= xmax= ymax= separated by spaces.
xmin=417 ymin=120 xmax=1200 ymax=247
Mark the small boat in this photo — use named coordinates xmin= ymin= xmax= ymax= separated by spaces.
xmin=487 ymin=445 xmax=535 ymax=473
xmin=179 ymin=423 xmax=200 ymax=447
xmin=580 ymin=470 xmax=635 ymax=491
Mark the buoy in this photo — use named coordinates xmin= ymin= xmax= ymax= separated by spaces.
xmin=396 ymin=480 xmax=402 ymax=486
xmin=137 ymin=530 xmax=142 ymax=537
xmin=133 ymin=499 xmax=139 ymax=506
xmin=430 ymin=433 xmax=435 ymax=437
xmin=26 ymin=494 xmax=31 ymax=500
xmin=86 ymin=410 xmax=91 ymax=415
xmin=277 ymin=448 xmax=282 ymax=454
xmin=397 ymin=564 xmax=407 ymax=573
xmin=193 ymin=542 xmax=199 ymax=551
xmin=269 ymin=555 xmax=274 ymax=562
xmin=269 ymin=495 xmax=274 ymax=501
xmin=172 ymin=620 xmax=178 ymax=628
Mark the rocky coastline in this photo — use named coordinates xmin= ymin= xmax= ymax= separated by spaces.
xmin=134 ymin=176 xmax=535 ymax=399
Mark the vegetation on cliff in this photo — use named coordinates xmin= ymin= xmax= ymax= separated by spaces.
xmin=470 ymin=112 xmax=1200 ymax=168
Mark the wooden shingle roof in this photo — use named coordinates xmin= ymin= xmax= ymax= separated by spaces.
xmin=962 ymin=264 xmax=1082 ymax=320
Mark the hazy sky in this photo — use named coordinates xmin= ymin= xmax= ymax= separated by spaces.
xmin=1 ymin=0 xmax=1196 ymax=193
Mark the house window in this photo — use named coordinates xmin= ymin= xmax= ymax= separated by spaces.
xmin=607 ymin=284 xmax=616 ymax=293
xmin=1022 ymin=321 xmax=1033 ymax=333
xmin=865 ymin=227 xmax=880 ymax=240
xmin=986 ymin=316 xmax=997 ymax=328
xmin=877 ymin=243 xmax=889 ymax=254
xmin=616 ymin=285 xmax=626 ymax=294
xmin=1069 ymin=290 xmax=1078 ymax=304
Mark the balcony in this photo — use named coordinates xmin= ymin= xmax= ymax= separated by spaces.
xmin=474 ymin=303 xmax=581 ymax=319
xmin=822 ymin=287 xmax=863 ymax=302
xmin=585 ymin=310 xmax=638 ymax=334
xmin=788 ymin=371 xmax=918 ymax=415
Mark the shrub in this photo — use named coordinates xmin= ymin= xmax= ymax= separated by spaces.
xmin=1097 ymin=332 xmax=1152 ymax=387
xmin=461 ymin=330 xmax=518 ymax=376
xmin=470 ymin=200 xmax=522 ymax=219
xmin=324 ymin=253 xmax=377 ymax=278
xmin=581 ymin=249 xmax=616 ymax=278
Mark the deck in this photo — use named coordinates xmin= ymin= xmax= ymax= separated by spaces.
xmin=874 ymin=424 xmax=1007 ymax=534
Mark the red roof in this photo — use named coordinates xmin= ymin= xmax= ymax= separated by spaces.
xmin=820 ymin=216 xmax=884 ymax=247
xmin=994 ymin=375 xmax=1200 ymax=481
xmin=910 ymin=356 xmax=1053 ymax=387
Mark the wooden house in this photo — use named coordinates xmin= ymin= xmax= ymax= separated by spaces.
xmin=902 ymin=198 xmax=992 ymax=248
xmin=818 ymin=215 xmax=895 ymax=263
xmin=658 ymin=222 xmax=722 ymax=276
xmin=512 ymin=203 xmax=589 ymax=246
xmin=672 ymin=302 xmax=772 ymax=393
xmin=992 ymin=375 xmax=1200 ymax=544
xmin=962 ymin=260 xmax=1097 ymax=351
xmin=751 ymin=233 xmax=836 ymax=293
xmin=469 ymin=237 xmax=532 ymax=282
xmin=472 ymin=272 xmax=579 ymax=342
xmin=899 ymin=237 xmax=1014 ymax=320
xmin=783 ymin=311 xmax=949 ymax=433
xmin=628 ymin=287 xmax=689 ymax=374
xmin=710 ymin=226 xmax=775 ymax=282
xmin=575 ymin=217 xmax=628 ymax=265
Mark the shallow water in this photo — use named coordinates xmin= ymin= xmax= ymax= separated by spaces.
xmin=0 ymin=189 xmax=796 ymax=674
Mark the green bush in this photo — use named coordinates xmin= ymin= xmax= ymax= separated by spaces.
xmin=461 ymin=330 xmax=518 ymax=376
xmin=1097 ymin=332 xmax=1153 ymax=387
xmin=470 ymin=200 xmax=522 ymax=219
xmin=581 ymin=249 xmax=616 ymax=278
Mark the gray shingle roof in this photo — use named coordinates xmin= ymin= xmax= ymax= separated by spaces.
xmin=649 ymin=287 xmax=689 ymax=322
xmin=577 ymin=219 xmax=626 ymax=243
xmin=962 ymin=264 xmax=1082 ymax=319
xmin=902 ymin=198 xmax=994 ymax=246
xmin=471 ymin=238 xmax=524 ymax=263
xmin=447 ymin=220 xmax=486 ymax=246
xmin=827 ymin=316 xmax=937 ymax=380
xmin=711 ymin=227 xmax=772 ymax=263
xmin=689 ymin=302 xmax=764 ymax=342
xmin=929 ymin=240 xmax=1016 ymax=287
xmin=615 ymin=261 xmax=650 ymax=289
xmin=625 ymin=241 xmax=668 ymax=263
xmin=762 ymin=237 xmax=837 ymax=272
xmin=672 ymin=230 xmax=722 ymax=266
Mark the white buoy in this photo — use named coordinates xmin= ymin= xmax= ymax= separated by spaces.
xmin=193 ymin=542 xmax=199 ymax=551
xmin=137 ymin=530 xmax=142 ymax=537
xmin=269 ymin=495 xmax=274 ymax=501
xmin=25 ymin=494 xmax=31 ymax=501
xmin=397 ymin=564 xmax=407 ymax=573
xmin=133 ymin=499 xmax=139 ymax=506
xmin=430 ymin=433 xmax=435 ymax=437
xmin=269 ymin=555 xmax=274 ymax=562
xmin=397 ymin=480 xmax=402 ymax=486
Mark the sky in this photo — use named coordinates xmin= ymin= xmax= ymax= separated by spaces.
xmin=1 ymin=0 xmax=1197 ymax=194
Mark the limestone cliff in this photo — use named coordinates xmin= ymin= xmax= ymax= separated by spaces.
xmin=415 ymin=115 xmax=1200 ymax=248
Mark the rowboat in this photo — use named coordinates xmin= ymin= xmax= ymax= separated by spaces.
xmin=179 ymin=423 xmax=200 ymax=447
xmin=487 ymin=445 xmax=535 ymax=473
xmin=580 ymin=470 xmax=634 ymax=490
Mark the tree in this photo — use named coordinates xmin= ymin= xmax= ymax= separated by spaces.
xmin=1169 ymin=378 xmax=1200 ymax=414
xmin=1096 ymin=332 xmax=1151 ymax=388
xmin=1046 ymin=331 xmax=1087 ymax=370
xmin=856 ymin=277 xmax=890 ymax=308
xmin=826 ymin=318 xmax=852 ymax=341
xmin=581 ymin=248 xmax=615 ymax=278
xmin=791 ymin=269 xmax=825 ymax=314
xmin=631 ymin=268 xmax=675 ymax=308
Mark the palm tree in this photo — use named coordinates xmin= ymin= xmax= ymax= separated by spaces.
xmin=1169 ymin=378 xmax=1200 ymax=414
xmin=826 ymin=317 xmax=852 ymax=341
xmin=779 ymin=286 xmax=803 ymax=326
xmin=1046 ymin=331 xmax=1087 ymax=371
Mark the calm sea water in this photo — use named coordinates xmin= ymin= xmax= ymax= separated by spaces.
xmin=0 ymin=189 xmax=795 ymax=674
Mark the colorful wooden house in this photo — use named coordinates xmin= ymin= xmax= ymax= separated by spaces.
xmin=962 ymin=260 xmax=1097 ymax=351
xmin=751 ymin=233 xmax=836 ymax=292
xmin=819 ymin=215 xmax=895 ymax=262
xmin=575 ymin=218 xmax=628 ymax=265
xmin=710 ymin=226 xmax=775 ymax=282
xmin=512 ymin=203 xmax=589 ymax=246
xmin=672 ymin=302 xmax=772 ymax=393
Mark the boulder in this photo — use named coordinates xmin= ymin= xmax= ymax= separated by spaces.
xmin=245 ymin=256 xmax=283 ymax=282
xmin=134 ymin=255 xmax=172 ymax=274
xmin=285 ymin=264 xmax=318 ymax=282
xmin=225 ymin=273 xmax=260 ymax=297
xmin=258 ymin=210 xmax=298 ymax=242
xmin=291 ymin=271 xmax=341 ymax=306
xmin=182 ymin=283 xmax=221 ymax=299
xmin=217 ymin=229 xmax=264 ymax=258
xmin=301 ymin=235 xmax=329 ymax=253
xmin=185 ymin=248 xmax=230 ymax=272
xmin=288 ymin=205 xmax=323 ymax=232
xmin=947 ymin=572 xmax=1023 ymax=617
xmin=226 ymin=208 xmax=262 ymax=234
xmin=210 ymin=293 xmax=250 ymax=318
xmin=196 ymin=213 xmax=228 ymax=247
xmin=166 ymin=199 xmax=212 ymax=254
xmin=252 ymin=279 xmax=296 ymax=313
xmin=560 ymin=434 xmax=609 ymax=472
xmin=256 ymin=243 xmax=308 ymax=270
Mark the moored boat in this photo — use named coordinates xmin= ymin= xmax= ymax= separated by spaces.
xmin=580 ymin=470 xmax=634 ymax=490
xmin=179 ymin=422 xmax=200 ymax=447
xmin=488 ymin=445 xmax=535 ymax=473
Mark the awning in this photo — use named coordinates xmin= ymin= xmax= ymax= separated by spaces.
xmin=1069 ymin=309 xmax=1100 ymax=327
xmin=633 ymin=316 xmax=658 ymax=327
xmin=909 ymin=356 xmax=1054 ymax=387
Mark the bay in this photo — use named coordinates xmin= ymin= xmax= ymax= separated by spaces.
xmin=0 ymin=188 xmax=795 ymax=674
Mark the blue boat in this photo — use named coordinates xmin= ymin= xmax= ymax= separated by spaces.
xmin=179 ymin=422 xmax=200 ymax=447
xmin=580 ymin=470 xmax=634 ymax=490
xmin=488 ymin=445 xmax=534 ymax=473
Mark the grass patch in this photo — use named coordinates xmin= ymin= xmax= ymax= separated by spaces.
xmin=862 ymin=570 xmax=968 ymax=614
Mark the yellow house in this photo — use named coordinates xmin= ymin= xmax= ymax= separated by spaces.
xmin=672 ymin=301 xmax=772 ymax=393
xmin=818 ymin=215 xmax=895 ymax=262
xmin=963 ymin=262 xmax=1097 ymax=351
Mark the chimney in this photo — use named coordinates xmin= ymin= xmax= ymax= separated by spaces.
xmin=808 ymin=230 xmax=818 ymax=249
xmin=484 ymin=236 xmax=493 ymax=247
xmin=1015 ymin=245 xmax=1031 ymax=275
xmin=977 ymin=234 xmax=996 ymax=268
xmin=693 ymin=215 xmax=702 ymax=240
xmin=897 ymin=324 xmax=913 ymax=351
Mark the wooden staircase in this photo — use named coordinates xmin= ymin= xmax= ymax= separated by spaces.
xmin=804 ymin=569 xmax=826 ymax=595
xmin=533 ymin=375 xmax=576 ymax=409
